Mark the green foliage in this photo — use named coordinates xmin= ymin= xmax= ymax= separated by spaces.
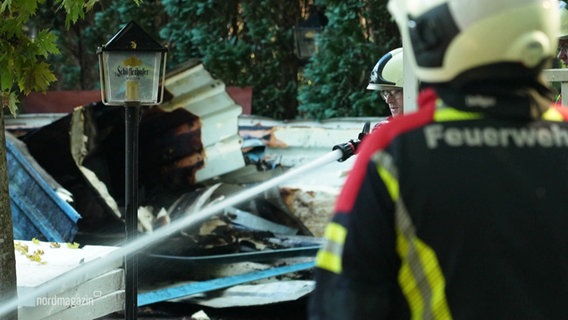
xmin=161 ymin=0 xmax=302 ymax=119
xmin=33 ymin=0 xmax=164 ymax=92
xmin=0 ymin=0 xmax=98 ymax=115
xmin=8 ymin=0 xmax=402 ymax=120
xmin=60 ymin=0 xmax=98 ymax=28
xmin=298 ymin=0 xmax=401 ymax=120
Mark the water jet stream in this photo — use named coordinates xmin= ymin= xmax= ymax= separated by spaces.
xmin=0 ymin=149 xmax=343 ymax=317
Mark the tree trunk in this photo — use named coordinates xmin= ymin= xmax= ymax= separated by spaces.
xmin=0 ymin=111 xmax=18 ymax=320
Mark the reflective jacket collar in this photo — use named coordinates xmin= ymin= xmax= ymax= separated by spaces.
xmin=427 ymin=79 xmax=556 ymax=120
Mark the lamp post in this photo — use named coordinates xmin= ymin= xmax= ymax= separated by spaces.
xmin=97 ymin=21 xmax=167 ymax=320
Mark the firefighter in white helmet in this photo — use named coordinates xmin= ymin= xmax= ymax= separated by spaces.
xmin=310 ymin=0 xmax=568 ymax=319
xmin=558 ymin=1 xmax=568 ymax=64
xmin=367 ymin=47 xmax=404 ymax=119
xmin=331 ymin=48 xmax=405 ymax=162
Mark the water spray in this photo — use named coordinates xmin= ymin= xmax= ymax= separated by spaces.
xmin=0 ymin=148 xmax=345 ymax=317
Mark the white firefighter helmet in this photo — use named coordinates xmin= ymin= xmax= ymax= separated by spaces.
xmin=560 ymin=1 xmax=568 ymax=39
xmin=387 ymin=0 xmax=560 ymax=84
xmin=367 ymin=47 xmax=403 ymax=91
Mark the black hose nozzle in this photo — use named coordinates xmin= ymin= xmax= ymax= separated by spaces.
xmin=333 ymin=140 xmax=360 ymax=162
xmin=332 ymin=121 xmax=371 ymax=162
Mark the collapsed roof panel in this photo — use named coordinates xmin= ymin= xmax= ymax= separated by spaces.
xmin=161 ymin=63 xmax=245 ymax=182
xmin=6 ymin=132 xmax=80 ymax=242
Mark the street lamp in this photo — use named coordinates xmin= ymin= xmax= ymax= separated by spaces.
xmin=97 ymin=21 xmax=167 ymax=320
xmin=294 ymin=5 xmax=327 ymax=60
xmin=98 ymin=21 xmax=167 ymax=105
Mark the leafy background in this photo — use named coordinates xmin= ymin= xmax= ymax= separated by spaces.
xmin=4 ymin=0 xmax=401 ymax=120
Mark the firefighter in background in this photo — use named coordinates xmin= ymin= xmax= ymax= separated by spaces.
xmin=310 ymin=0 xmax=568 ymax=319
xmin=332 ymin=48 xmax=405 ymax=162
xmin=367 ymin=47 xmax=404 ymax=129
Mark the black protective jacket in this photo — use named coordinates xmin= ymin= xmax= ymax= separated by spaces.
xmin=310 ymin=85 xmax=568 ymax=319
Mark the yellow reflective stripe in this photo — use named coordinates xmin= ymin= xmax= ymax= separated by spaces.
xmin=374 ymin=150 xmax=452 ymax=319
xmin=315 ymin=222 xmax=347 ymax=274
xmin=374 ymin=151 xmax=399 ymax=201
xmin=434 ymin=108 xmax=482 ymax=122
xmin=315 ymin=251 xmax=342 ymax=274
xmin=397 ymin=232 xmax=424 ymax=316
xmin=434 ymin=101 xmax=564 ymax=122
xmin=397 ymin=231 xmax=452 ymax=320
xmin=324 ymin=221 xmax=347 ymax=244
xmin=542 ymin=107 xmax=564 ymax=121
xmin=378 ymin=166 xmax=399 ymax=201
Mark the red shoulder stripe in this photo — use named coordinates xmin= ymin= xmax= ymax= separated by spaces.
xmin=334 ymin=89 xmax=437 ymax=213
xmin=552 ymin=103 xmax=568 ymax=120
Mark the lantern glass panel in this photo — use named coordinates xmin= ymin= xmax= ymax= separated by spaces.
xmin=295 ymin=27 xmax=322 ymax=59
xmin=101 ymin=51 xmax=163 ymax=105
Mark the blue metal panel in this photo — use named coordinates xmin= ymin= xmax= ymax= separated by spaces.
xmin=6 ymin=135 xmax=81 ymax=242
xmin=138 ymin=261 xmax=315 ymax=306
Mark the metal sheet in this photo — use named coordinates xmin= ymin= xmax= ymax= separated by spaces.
xmin=7 ymin=133 xmax=81 ymax=242
xmin=145 ymin=245 xmax=321 ymax=265
xmin=137 ymin=261 xmax=315 ymax=307
xmin=187 ymin=280 xmax=314 ymax=308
